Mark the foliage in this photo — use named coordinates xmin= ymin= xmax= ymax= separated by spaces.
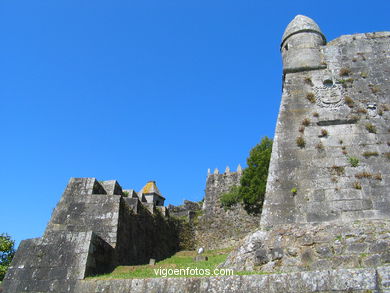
xmin=290 ymin=187 xmax=297 ymax=195
xmin=296 ymin=136 xmax=305 ymax=148
xmin=220 ymin=137 xmax=273 ymax=215
xmin=220 ymin=185 xmax=241 ymax=210
xmin=348 ymin=156 xmax=360 ymax=167
xmin=239 ymin=137 xmax=273 ymax=215
xmin=0 ymin=234 xmax=15 ymax=281
xmin=352 ymin=181 xmax=362 ymax=190
xmin=365 ymin=123 xmax=377 ymax=133
xmin=306 ymin=93 xmax=316 ymax=103
xmin=344 ymin=96 xmax=354 ymax=107
xmin=362 ymin=151 xmax=379 ymax=158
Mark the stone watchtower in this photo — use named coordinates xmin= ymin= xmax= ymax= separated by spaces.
xmin=281 ymin=15 xmax=326 ymax=73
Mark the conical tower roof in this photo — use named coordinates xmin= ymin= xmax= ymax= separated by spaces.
xmin=281 ymin=15 xmax=326 ymax=46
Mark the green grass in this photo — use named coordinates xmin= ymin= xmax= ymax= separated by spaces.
xmin=88 ymin=248 xmax=237 ymax=279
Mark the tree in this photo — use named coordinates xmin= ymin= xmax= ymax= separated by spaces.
xmin=240 ymin=136 xmax=273 ymax=214
xmin=220 ymin=137 xmax=273 ymax=214
xmin=0 ymin=234 xmax=15 ymax=281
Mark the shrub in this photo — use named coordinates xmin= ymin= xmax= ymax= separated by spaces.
xmin=339 ymin=139 xmax=343 ymax=145
xmin=291 ymin=187 xmax=297 ymax=195
xmin=362 ymin=151 xmax=379 ymax=158
xmin=360 ymin=72 xmax=368 ymax=78
xmin=373 ymin=173 xmax=382 ymax=181
xmin=122 ymin=191 xmax=129 ymax=197
xmin=344 ymin=96 xmax=354 ymax=107
xmin=339 ymin=68 xmax=351 ymax=76
xmin=301 ymin=118 xmax=310 ymax=126
xmin=220 ymin=185 xmax=241 ymax=210
xmin=306 ymin=93 xmax=316 ymax=103
xmin=319 ymin=128 xmax=328 ymax=137
xmin=353 ymin=181 xmax=362 ymax=190
xmin=299 ymin=126 xmax=305 ymax=133
xmin=365 ymin=123 xmax=377 ymax=133
xmin=313 ymin=112 xmax=319 ymax=118
xmin=296 ymin=136 xmax=305 ymax=148
xmin=348 ymin=156 xmax=359 ymax=167
xmin=385 ymin=152 xmax=390 ymax=160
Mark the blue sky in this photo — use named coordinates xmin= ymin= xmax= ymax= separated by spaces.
xmin=1 ymin=0 xmax=389 ymax=247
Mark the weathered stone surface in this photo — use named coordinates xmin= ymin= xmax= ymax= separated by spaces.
xmin=195 ymin=170 xmax=261 ymax=250
xmin=3 ymin=178 xmax=180 ymax=293
xmin=262 ymin=28 xmax=390 ymax=228
xmin=223 ymin=220 xmax=390 ymax=272
xmin=73 ymin=266 xmax=390 ymax=292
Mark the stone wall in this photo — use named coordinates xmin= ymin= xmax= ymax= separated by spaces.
xmin=74 ymin=266 xmax=390 ymax=293
xmin=225 ymin=16 xmax=390 ymax=280
xmin=3 ymin=178 xmax=180 ymax=293
xmin=195 ymin=169 xmax=261 ymax=250
xmin=261 ymin=30 xmax=390 ymax=227
xmin=223 ymin=219 xmax=390 ymax=272
xmin=115 ymin=197 xmax=179 ymax=265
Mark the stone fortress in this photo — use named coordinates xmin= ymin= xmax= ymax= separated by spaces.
xmin=3 ymin=15 xmax=390 ymax=292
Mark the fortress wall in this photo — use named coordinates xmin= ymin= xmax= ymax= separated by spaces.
xmin=2 ymin=231 xmax=115 ymax=293
xmin=261 ymin=32 xmax=390 ymax=228
xmin=115 ymin=197 xmax=179 ymax=266
xmin=44 ymin=178 xmax=121 ymax=247
xmin=195 ymin=171 xmax=261 ymax=250
xmin=3 ymin=178 xmax=180 ymax=293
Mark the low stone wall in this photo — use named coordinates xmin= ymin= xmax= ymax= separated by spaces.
xmin=75 ymin=266 xmax=390 ymax=293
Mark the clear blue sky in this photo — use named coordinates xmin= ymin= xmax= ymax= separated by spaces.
xmin=1 ymin=0 xmax=389 ymax=247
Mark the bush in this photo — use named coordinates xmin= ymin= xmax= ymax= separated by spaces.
xmin=220 ymin=186 xmax=241 ymax=210
xmin=365 ymin=123 xmax=377 ymax=133
xmin=220 ymin=137 xmax=273 ymax=215
xmin=239 ymin=137 xmax=273 ymax=215
xmin=344 ymin=96 xmax=354 ymax=107
xmin=296 ymin=136 xmax=305 ymax=148
xmin=0 ymin=234 xmax=15 ymax=281
xmin=301 ymin=118 xmax=310 ymax=126
xmin=306 ymin=93 xmax=316 ymax=103
xmin=348 ymin=156 xmax=359 ymax=167
xmin=339 ymin=68 xmax=351 ymax=76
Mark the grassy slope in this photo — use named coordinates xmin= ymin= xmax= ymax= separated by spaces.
xmin=89 ymin=248 xmax=237 ymax=279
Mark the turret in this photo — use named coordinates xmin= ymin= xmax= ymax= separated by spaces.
xmin=281 ymin=15 xmax=326 ymax=73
